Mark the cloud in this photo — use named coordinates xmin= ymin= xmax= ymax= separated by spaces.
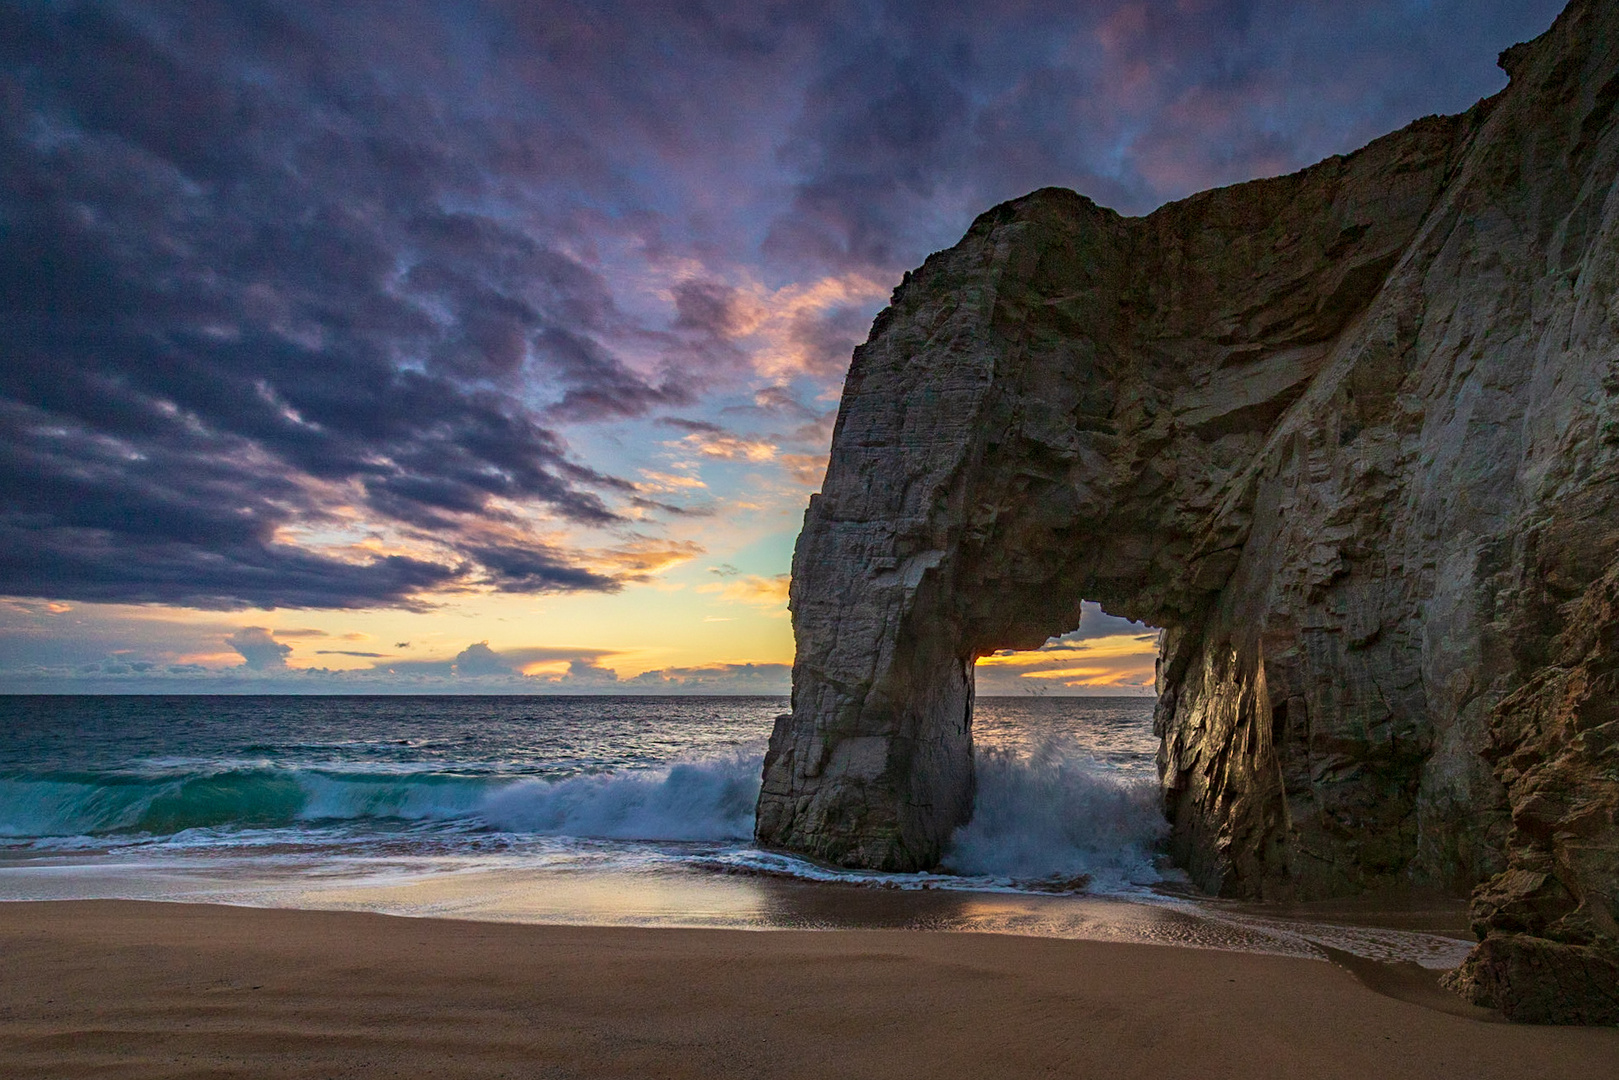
xmin=974 ymin=602 xmax=1159 ymax=694
xmin=0 ymin=525 xmax=462 ymax=610
xmin=638 ymin=470 xmax=708 ymax=494
xmin=0 ymin=1 xmax=698 ymax=610
xmin=657 ymin=408 xmax=839 ymax=491
xmin=363 ymin=641 xmax=627 ymax=680
xmin=461 ymin=543 xmax=621 ymax=595
xmin=0 ymin=0 xmax=1565 ymax=620
xmin=0 ymin=632 xmax=790 ymax=694
xmin=621 ymin=662 xmax=791 ymax=693
xmin=698 ymin=574 xmax=791 ymax=610
xmin=763 ymin=39 xmax=977 ymax=273
xmin=592 ymin=537 xmax=706 ymax=578
xmin=779 ymin=453 xmax=830 ymax=487
xmin=0 ymin=599 xmax=74 ymax=617
xmin=559 ymin=657 xmax=621 ymax=685
xmin=226 ymin=627 xmax=292 ymax=670
xmin=758 ymin=0 xmax=1567 ymax=280
xmin=661 ymin=419 xmax=779 ymax=463
xmin=666 ymin=271 xmax=889 ymax=378
xmin=672 ymin=280 xmax=751 ymax=338
xmin=739 ymin=386 xmax=821 ymax=422
xmin=453 ymin=641 xmax=512 ymax=676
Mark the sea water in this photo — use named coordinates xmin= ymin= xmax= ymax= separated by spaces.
xmin=0 ymin=695 xmax=1473 ymax=966
xmin=0 ymin=696 xmax=1165 ymax=889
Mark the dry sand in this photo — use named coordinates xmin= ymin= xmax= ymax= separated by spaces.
xmin=0 ymin=900 xmax=1613 ymax=1079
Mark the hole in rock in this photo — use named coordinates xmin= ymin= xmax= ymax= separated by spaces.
xmin=973 ymin=601 xmax=1160 ymax=696
xmin=944 ymin=602 xmax=1168 ymax=887
xmin=969 ymin=599 xmax=1161 ymax=775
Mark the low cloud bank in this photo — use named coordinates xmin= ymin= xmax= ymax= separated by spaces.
xmin=0 ymin=637 xmax=792 ymax=696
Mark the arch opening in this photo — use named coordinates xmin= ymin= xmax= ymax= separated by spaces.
xmin=938 ymin=602 xmax=1168 ymax=887
xmin=972 ymin=601 xmax=1161 ymax=700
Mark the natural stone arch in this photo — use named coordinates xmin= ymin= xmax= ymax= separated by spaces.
xmin=757 ymin=139 xmax=1465 ymax=885
xmin=756 ymin=0 xmax=1619 ymax=1022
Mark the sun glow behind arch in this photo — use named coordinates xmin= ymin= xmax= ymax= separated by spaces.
xmin=973 ymin=603 xmax=1160 ymax=696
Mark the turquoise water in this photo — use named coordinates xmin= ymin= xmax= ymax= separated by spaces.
xmin=0 ymin=696 xmax=782 ymax=847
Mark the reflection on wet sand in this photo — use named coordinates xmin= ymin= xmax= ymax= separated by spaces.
xmin=0 ymin=856 xmax=1477 ymax=971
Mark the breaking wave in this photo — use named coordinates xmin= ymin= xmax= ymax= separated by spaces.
xmin=0 ymin=750 xmax=762 ymax=845
xmin=0 ymin=738 xmax=1167 ymax=893
xmin=943 ymin=737 xmax=1168 ymax=888
xmin=478 ymin=753 xmax=759 ymax=841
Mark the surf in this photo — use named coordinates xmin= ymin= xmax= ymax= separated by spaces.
xmin=943 ymin=736 xmax=1168 ymax=888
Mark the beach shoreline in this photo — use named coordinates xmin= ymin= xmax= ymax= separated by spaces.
xmin=1 ymin=899 xmax=1613 ymax=1079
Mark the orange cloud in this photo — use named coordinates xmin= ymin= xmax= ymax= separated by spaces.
xmin=697 ymin=573 xmax=790 ymax=610
xmin=593 ymin=537 xmax=705 ymax=577
xmin=668 ymin=269 xmax=887 ymax=379
xmin=976 ymin=633 xmax=1157 ymax=667
xmin=677 ymin=430 xmax=778 ymax=462
xmin=780 ymin=452 xmax=828 ymax=487
xmin=975 ymin=630 xmax=1159 ymax=693
xmin=638 ymin=469 xmax=707 ymax=492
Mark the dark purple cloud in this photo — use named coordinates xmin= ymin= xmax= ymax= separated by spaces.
xmin=0 ymin=0 xmax=659 ymax=606
xmin=0 ymin=0 xmax=1568 ymax=609
xmin=762 ymin=0 xmax=1568 ymax=274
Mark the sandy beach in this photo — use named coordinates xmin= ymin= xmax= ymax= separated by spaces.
xmin=1 ymin=900 xmax=1613 ymax=1079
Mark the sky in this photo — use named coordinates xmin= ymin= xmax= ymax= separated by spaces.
xmin=0 ymin=0 xmax=1567 ymax=694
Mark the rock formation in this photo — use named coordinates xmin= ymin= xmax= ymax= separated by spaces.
xmin=757 ymin=0 xmax=1619 ymax=1023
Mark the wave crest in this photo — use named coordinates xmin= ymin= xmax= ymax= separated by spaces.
xmin=479 ymin=752 xmax=760 ymax=841
xmin=944 ymin=737 xmax=1168 ymax=887
xmin=0 ymin=749 xmax=765 ymax=845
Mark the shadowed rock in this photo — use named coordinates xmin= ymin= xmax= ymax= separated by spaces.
xmin=758 ymin=0 xmax=1619 ymax=1022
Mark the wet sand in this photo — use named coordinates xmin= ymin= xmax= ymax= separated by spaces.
xmin=1218 ymin=884 xmax=1477 ymax=938
xmin=1 ymin=900 xmax=1614 ymax=1079
xmin=0 ymin=855 xmax=1480 ymax=967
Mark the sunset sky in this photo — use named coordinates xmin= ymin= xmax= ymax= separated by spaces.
xmin=0 ymin=0 xmax=1564 ymax=693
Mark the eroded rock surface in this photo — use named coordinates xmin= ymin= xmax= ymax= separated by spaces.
xmin=1443 ymin=559 xmax=1619 ymax=1023
xmin=758 ymin=0 xmax=1619 ymax=1021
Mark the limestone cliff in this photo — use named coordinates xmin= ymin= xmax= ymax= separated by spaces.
xmin=757 ymin=0 xmax=1619 ymax=1022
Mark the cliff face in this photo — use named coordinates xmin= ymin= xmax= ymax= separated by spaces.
xmin=757 ymin=0 xmax=1619 ymax=1022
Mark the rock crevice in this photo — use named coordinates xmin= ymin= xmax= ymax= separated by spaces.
xmin=758 ymin=0 xmax=1619 ymax=1021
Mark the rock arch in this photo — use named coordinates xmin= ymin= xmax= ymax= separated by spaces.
xmin=757 ymin=0 xmax=1619 ymax=1020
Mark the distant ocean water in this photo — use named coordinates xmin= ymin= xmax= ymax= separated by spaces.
xmin=0 ymin=695 xmax=1476 ymax=967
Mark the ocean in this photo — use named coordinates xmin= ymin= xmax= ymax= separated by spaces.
xmin=0 ymin=695 xmax=1472 ymax=966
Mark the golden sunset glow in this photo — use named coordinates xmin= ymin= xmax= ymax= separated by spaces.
xmin=974 ymin=622 xmax=1161 ymax=694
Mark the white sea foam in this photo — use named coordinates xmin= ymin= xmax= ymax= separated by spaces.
xmin=477 ymin=750 xmax=762 ymax=842
xmin=942 ymin=737 xmax=1168 ymax=889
